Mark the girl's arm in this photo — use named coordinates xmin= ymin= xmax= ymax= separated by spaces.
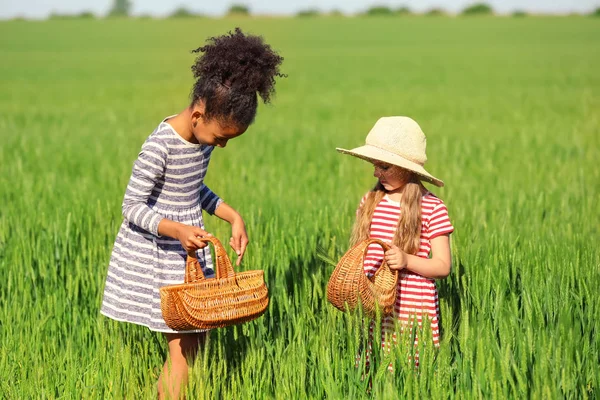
xmin=122 ymin=136 xmax=210 ymax=252
xmin=158 ymin=219 xmax=210 ymax=253
xmin=384 ymin=234 xmax=452 ymax=279
xmin=121 ymin=136 xmax=169 ymax=235
xmin=213 ymin=202 xmax=248 ymax=266
xmin=404 ymin=234 xmax=452 ymax=279
xmin=199 ymin=183 xmax=223 ymax=215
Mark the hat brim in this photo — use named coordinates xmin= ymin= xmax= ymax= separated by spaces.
xmin=336 ymin=145 xmax=444 ymax=187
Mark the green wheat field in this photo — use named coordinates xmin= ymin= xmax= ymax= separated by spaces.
xmin=1 ymin=16 xmax=599 ymax=398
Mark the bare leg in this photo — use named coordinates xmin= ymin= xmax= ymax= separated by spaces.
xmin=158 ymin=332 xmax=207 ymax=400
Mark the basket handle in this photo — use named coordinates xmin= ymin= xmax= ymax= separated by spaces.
xmin=361 ymin=238 xmax=394 ymax=278
xmin=185 ymin=237 xmax=236 ymax=283
xmin=362 ymin=238 xmax=391 ymax=253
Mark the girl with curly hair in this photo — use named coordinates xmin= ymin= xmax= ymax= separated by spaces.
xmin=100 ymin=28 xmax=284 ymax=399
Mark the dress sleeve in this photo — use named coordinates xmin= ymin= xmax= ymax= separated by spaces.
xmin=428 ymin=201 xmax=454 ymax=240
xmin=199 ymin=184 xmax=222 ymax=215
xmin=121 ymin=136 xmax=168 ymax=235
xmin=356 ymin=193 xmax=369 ymax=217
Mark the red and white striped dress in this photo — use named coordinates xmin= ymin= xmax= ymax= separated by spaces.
xmin=359 ymin=192 xmax=454 ymax=365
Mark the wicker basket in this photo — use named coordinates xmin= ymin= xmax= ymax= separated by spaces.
xmin=159 ymin=237 xmax=268 ymax=330
xmin=326 ymin=238 xmax=398 ymax=318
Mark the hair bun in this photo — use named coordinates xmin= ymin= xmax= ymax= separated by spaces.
xmin=191 ymin=28 xmax=285 ymax=103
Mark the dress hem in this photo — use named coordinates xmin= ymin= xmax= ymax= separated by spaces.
xmin=100 ymin=309 xmax=209 ymax=334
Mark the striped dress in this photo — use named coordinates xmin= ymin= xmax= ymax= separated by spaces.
xmin=359 ymin=192 xmax=454 ymax=366
xmin=101 ymin=117 xmax=222 ymax=333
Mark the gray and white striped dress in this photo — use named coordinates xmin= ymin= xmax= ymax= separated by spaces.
xmin=101 ymin=117 xmax=221 ymax=333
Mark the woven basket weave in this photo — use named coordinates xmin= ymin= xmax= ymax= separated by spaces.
xmin=327 ymin=238 xmax=398 ymax=318
xmin=159 ymin=237 xmax=268 ymax=330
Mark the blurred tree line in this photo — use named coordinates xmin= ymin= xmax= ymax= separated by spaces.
xmin=16 ymin=1 xmax=600 ymax=21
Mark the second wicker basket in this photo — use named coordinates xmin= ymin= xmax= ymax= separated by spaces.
xmin=326 ymin=238 xmax=398 ymax=318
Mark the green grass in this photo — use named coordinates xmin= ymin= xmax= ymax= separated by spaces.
xmin=1 ymin=16 xmax=599 ymax=398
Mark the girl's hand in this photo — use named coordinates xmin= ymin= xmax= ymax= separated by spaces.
xmin=384 ymin=245 xmax=408 ymax=270
xmin=229 ymin=217 xmax=249 ymax=266
xmin=175 ymin=224 xmax=212 ymax=253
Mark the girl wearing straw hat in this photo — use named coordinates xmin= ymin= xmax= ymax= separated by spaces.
xmin=337 ymin=116 xmax=454 ymax=369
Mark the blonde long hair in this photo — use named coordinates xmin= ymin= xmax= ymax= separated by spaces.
xmin=350 ymin=173 xmax=426 ymax=255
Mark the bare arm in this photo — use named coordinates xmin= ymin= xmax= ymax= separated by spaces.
xmin=405 ymin=234 xmax=452 ymax=279
xmin=213 ymin=202 xmax=248 ymax=266
xmin=157 ymin=219 xmax=210 ymax=253
xmin=213 ymin=201 xmax=242 ymax=225
xmin=385 ymin=234 xmax=452 ymax=279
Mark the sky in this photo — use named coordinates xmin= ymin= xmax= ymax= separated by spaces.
xmin=1 ymin=0 xmax=598 ymax=19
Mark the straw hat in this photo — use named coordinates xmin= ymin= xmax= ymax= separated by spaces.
xmin=336 ymin=116 xmax=444 ymax=187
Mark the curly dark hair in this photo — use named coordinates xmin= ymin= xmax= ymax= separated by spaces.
xmin=190 ymin=27 xmax=285 ymax=128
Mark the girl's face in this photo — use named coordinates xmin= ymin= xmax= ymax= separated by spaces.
xmin=192 ymin=116 xmax=246 ymax=148
xmin=189 ymin=103 xmax=246 ymax=147
xmin=373 ymin=162 xmax=412 ymax=191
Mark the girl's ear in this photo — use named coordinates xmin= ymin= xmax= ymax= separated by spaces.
xmin=190 ymin=100 xmax=206 ymax=127
xmin=191 ymin=110 xmax=202 ymax=127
